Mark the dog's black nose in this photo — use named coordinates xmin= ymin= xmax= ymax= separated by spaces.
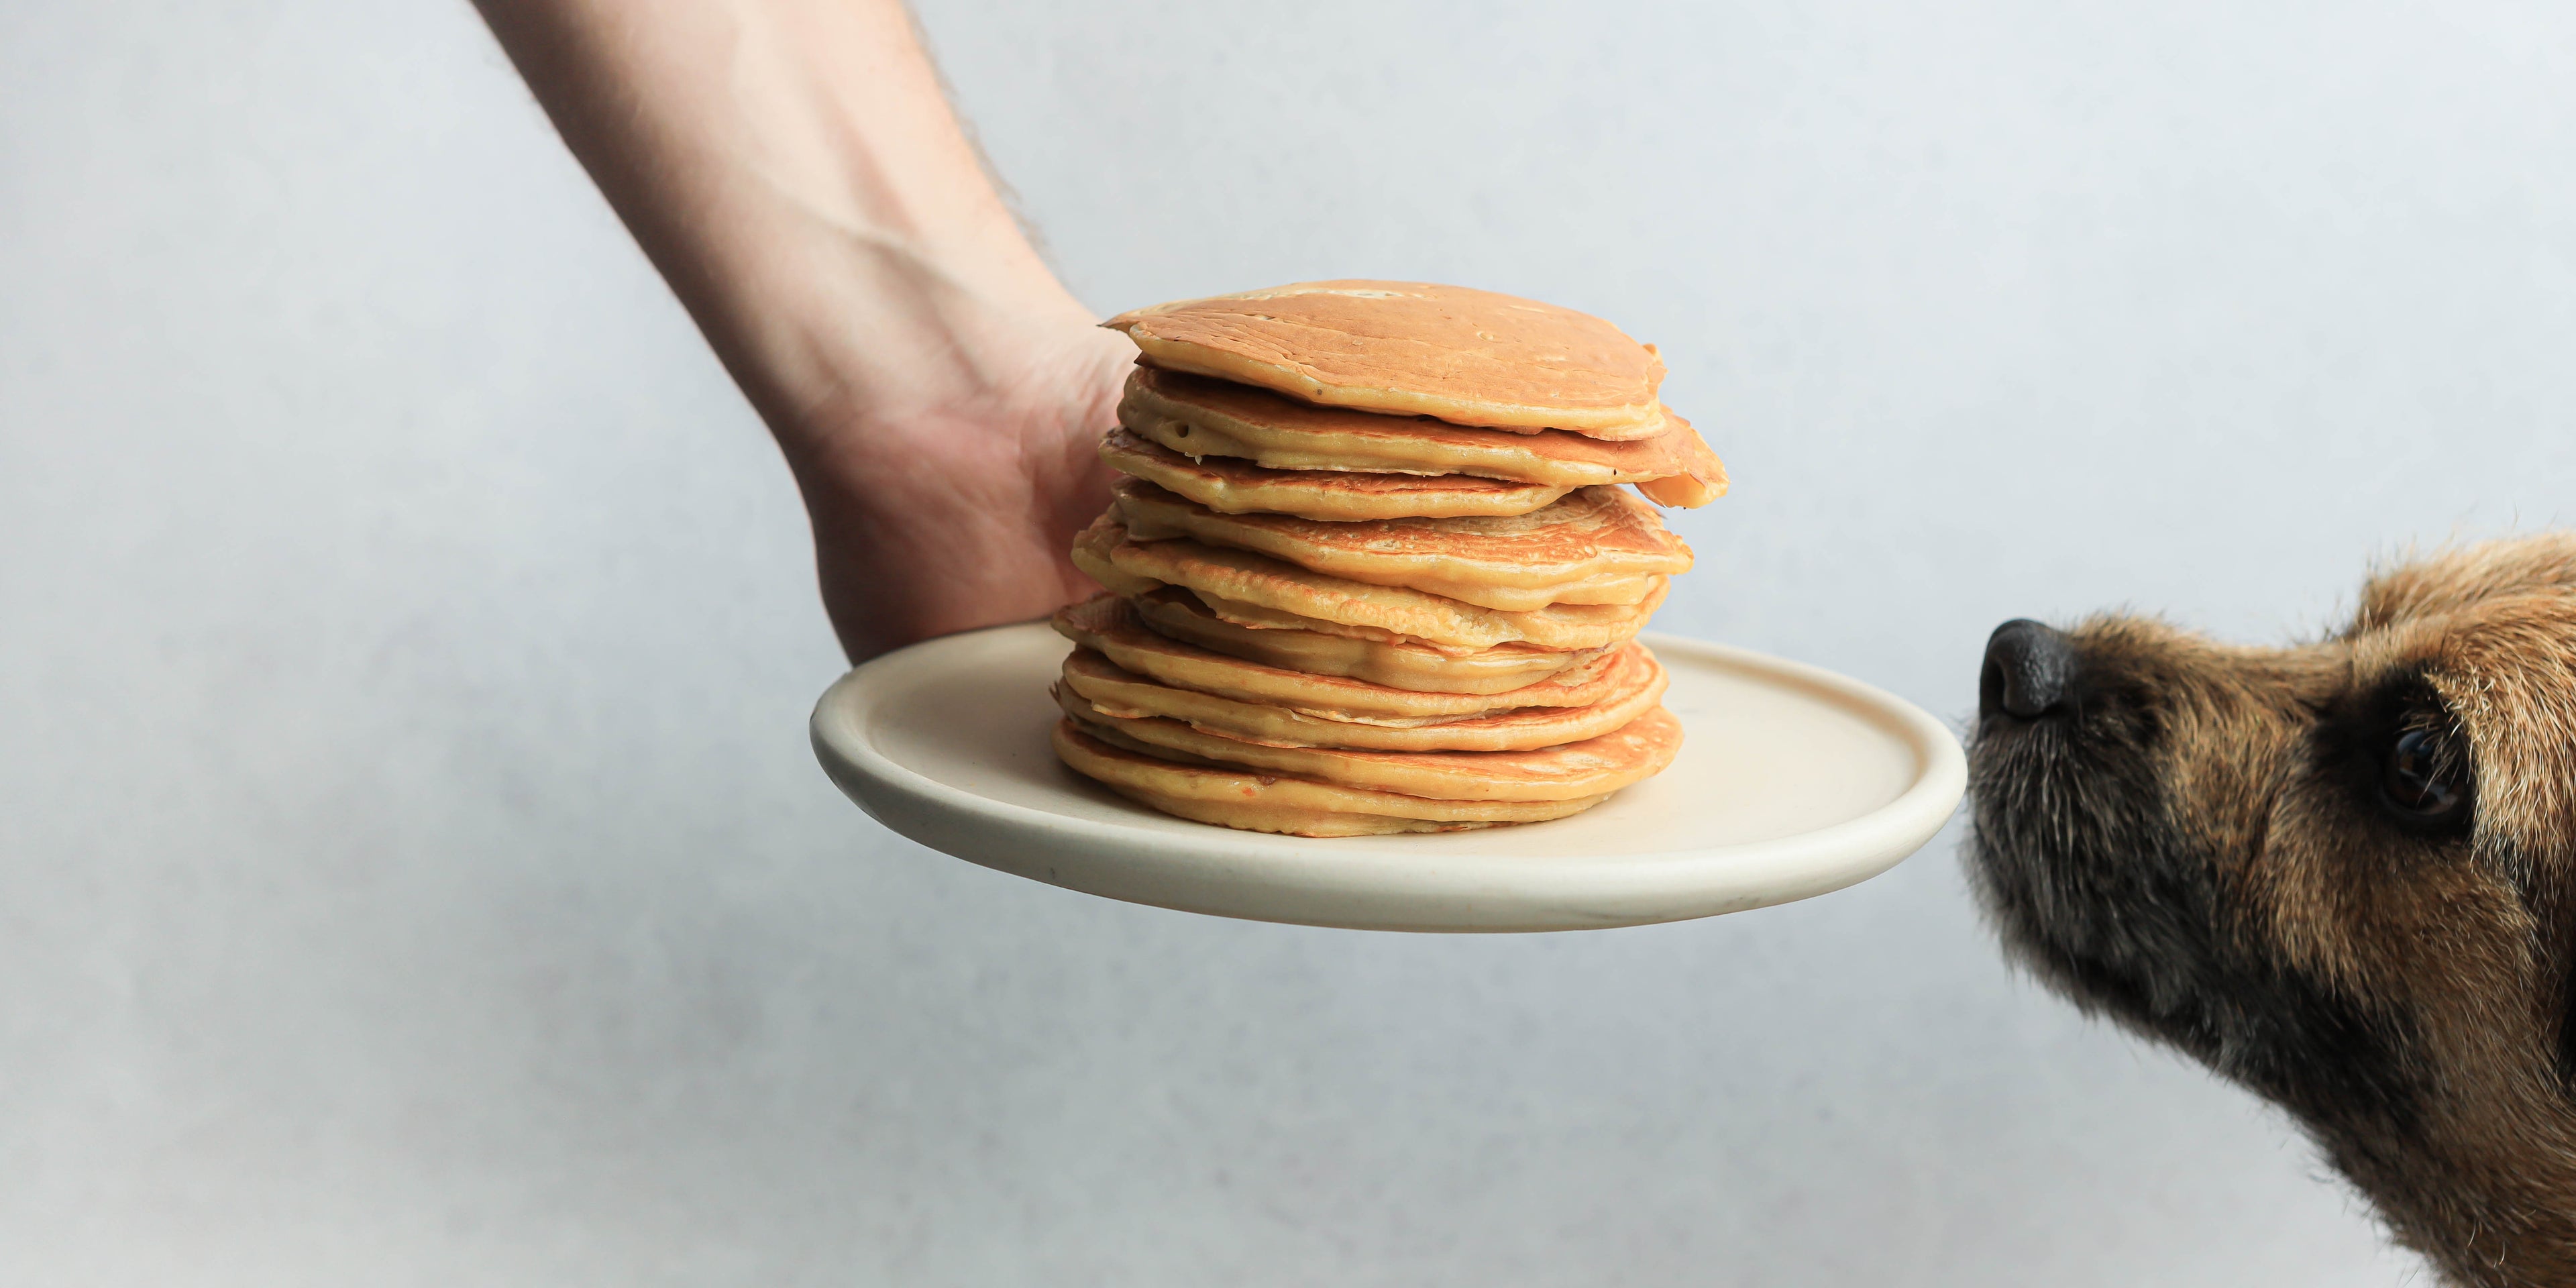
xmin=1981 ymin=619 xmax=2078 ymax=719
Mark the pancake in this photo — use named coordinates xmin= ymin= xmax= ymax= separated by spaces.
xmin=1120 ymin=367 xmax=1727 ymax=507
xmin=1125 ymin=588 xmax=1611 ymax=694
xmin=1053 ymin=720 xmax=1609 ymax=836
xmin=1077 ymin=515 xmax=1668 ymax=653
xmin=1058 ymin=643 xmax=1668 ymax=751
xmin=1053 ymin=594 xmax=1631 ymax=718
xmin=1114 ymin=478 xmax=1690 ymax=612
xmin=1070 ymin=513 xmax=1165 ymax=597
xmin=1063 ymin=696 xmax=1682 ymax=802
xmin=1102 ymin=281 xmax=1667 ymax=437
xmin=1099 ymin=428 xmax=1571 ymax=520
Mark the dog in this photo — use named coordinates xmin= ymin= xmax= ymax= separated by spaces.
xmin=1966 ymin=534 xmax=2576 ymax=1287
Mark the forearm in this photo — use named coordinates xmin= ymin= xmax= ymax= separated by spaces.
xmin=478 ymin=0 xmax=1131 ymax=659
xmin=472 ymin=0 xmax=1091 ymax=447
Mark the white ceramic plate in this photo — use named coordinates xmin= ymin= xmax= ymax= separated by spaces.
xmin=811 ymin=622 xmax=1966 ymax=932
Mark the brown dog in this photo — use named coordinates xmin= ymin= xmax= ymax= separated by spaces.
xmin=1966 ymin=534 xmax=2576 ymax=1287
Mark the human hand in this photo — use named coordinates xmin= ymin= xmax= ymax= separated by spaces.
xmin=780 ymin=318 xmax=1135 ymax=663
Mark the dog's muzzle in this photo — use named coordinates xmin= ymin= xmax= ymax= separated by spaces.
xmin=1980 ymin=619 xmax=2079 ymax=720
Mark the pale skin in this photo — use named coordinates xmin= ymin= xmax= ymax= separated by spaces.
xmin=473 ymin=0 xmax=1132 ymax=661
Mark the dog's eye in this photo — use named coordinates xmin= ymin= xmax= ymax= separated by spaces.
xmin=2381 ymin=727 xmax=2469 ymax=822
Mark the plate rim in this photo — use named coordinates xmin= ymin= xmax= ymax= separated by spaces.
xmin=810 ymin=620 xmax=1967 ymax=928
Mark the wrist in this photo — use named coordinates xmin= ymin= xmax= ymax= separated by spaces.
xmin=692 ymin=213 xmax=1101 ymax=442
xmin=764 ymin=260 xmax=1133 ymax=496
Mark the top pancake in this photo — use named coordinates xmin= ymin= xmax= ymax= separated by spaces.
xmin=1103 ymin=280 xmax=1667 ymax=438
xmin=1120 ymin=368 xmax=1726 ymax=508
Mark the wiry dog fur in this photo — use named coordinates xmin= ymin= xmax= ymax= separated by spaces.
xmin=1967 ymin=534 xmax=2576 ymax=1287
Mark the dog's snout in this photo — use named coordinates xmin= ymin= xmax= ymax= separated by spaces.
xmin=1981 ymin=619 xmax=2078 ymax=719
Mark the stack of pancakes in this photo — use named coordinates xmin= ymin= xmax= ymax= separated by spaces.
xmin=1049 ymin=281 xmax=1727 ymax=837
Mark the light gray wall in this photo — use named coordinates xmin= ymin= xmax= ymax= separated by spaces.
xmin=8 ymin=0 xmax=2573 ymax=1283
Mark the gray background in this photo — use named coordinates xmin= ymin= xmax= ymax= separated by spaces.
xmin=6 ymin=0 xmax=2572 ymax=1283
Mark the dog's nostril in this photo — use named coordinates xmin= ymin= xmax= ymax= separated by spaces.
xmin=1981 ymin=619 xmax=2078 ymax=719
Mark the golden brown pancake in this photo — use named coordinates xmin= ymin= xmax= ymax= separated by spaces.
xmin=1102 ymin=281 xmax=1667 ymax=437
xmin=1114 ymin=478 xmax=1690 ymax=611
xmin=1124 ymin=589 xmax=1611 ymax=694
xmin=1063 ymin=696 xmax=1681 ymax=802
xmin=1053 ymin=720 xmax=1608 ymax=836
xmin=1075 ymin=514 xmax=1668 ymax=653
xmin=1120 ymin=367 xmax=1726 ymax=507
xmin=1058 ymin=642 xmax=1668 ymax=751
xmin=1053 ymin=594 xmax=1630 ymax=718
xmin=1069 ymin=514 xmax=1164 ymax=597
xmin=1099 ymin=428 xmax=1571 ymax=520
